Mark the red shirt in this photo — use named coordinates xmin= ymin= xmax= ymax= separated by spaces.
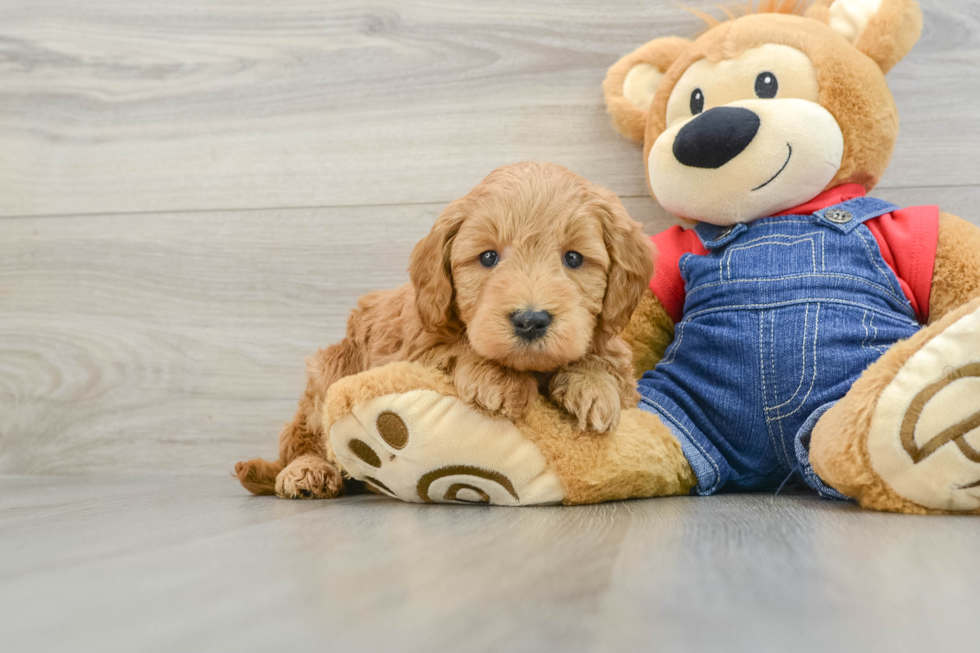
xmin=649 ymin=184 xmax=939 ymax=324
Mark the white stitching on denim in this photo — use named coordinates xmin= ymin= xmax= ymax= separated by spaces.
xmin=721 ymin=234 xmax=819 ymax=280
xmin=861 ymin=311 xmax=887 ymax=354
xmin=659 ymin=322 xmax=684 ymax=366
xmin=855 ymin=227 xmax=901 ymax=296
xmin=869 ymin=312 xmax=884 ymax=352
xmin=770 ymin=304 xmax=810 ymax=411
xmin=639 ymin=396 xmax=722 ymax=494
xmin=770 ymin=311 xmax=793 ymax=468
xmin=683 ymin=298 xmax=919 ymax=325
xmin=749 ymin=218 xmax=814 ymax=227
xmin=760 ymin=311 xmax=786 ymax=468
xmin=861 ymin=309 xmax=871 ymax=351
xmin=684 ymin=273 xmax=908 ymax=306
xmin=770 ymin=304 xmax=821 ymax=422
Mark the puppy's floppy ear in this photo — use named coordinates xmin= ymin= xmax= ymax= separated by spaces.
xmin=807 ymin=0 xmax=922 ymax=74
xmin=409 ymin=199 xmax=466 ymax=332
xmin=594 ymin=189 xmax=655 ymax=344
xmin=603 ymin=36 xmax=691 ymax=142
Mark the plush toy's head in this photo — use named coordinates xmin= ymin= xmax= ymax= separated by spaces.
xmin=603 ymin=0 xmax=923 ymax=225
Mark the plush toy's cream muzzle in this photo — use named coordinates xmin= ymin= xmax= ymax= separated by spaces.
xmin=649 ymin=98 xmax=844 ymax=225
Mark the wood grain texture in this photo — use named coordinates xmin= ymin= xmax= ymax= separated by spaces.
xmin=0 ymin=203 xmax=431 ymax=474
xmin=3 ymin=4 xmax=979 ymax=649
xmin=1 ymin=0 xmax=978 ymax=217
xmin=1 ymin=190 xmax=978 ymax=475
xmin=1 ymin=477 xmax=979 ymax=652
xmin=1 ymin=0 xmax=979 ymax=475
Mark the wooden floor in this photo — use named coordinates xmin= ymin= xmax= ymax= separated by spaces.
xmin=2 ymin=1 xmax=979 ymax=650
xmin=2 ymin=477 xmax=979 ymax=652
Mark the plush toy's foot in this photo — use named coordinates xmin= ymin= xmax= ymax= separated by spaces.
xmin=325 ymin=364 xmax=565 ymax=505
xmin=274 ymin=454 xmax=345 ymax=500
xmin=811 ymin=298 xmax=980 ymax=514
xmin=324 ymin=362 xmax=696 ymax=506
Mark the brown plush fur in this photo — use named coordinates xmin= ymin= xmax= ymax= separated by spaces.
xmin=686 ymin=0 xmax=811 ymax=30
xmin=810 ymin=297 xmax=980 ymax=515
xmin=604 ymin=1 xmax=923 ymax=194
xmin=807 ymin=213 xmax=980 ymax=514
xmin=601 ymin=36 xmax=691 ymax=143
xmin=602 ymin=1 xmax=980 ymax=514
xmin=806 ymin=0 xmax=922 ymax=74
xmin=519 ymin=396 xmax=697 ymax=504
xmin=235 ymin=161 xmax=653 ymax=498
xmin=323 ymin=362 xmax=697 ymax=505
xmin=929 ymin=213 xmax=980 ymax=324
xmin=620 ymin=289 xmax=676 ymax=379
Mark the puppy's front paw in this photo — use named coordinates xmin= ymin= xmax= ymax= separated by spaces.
xmin=275 ymin=454 xmax=344 ymax=499
xmin=550 ymin=369 xmax=621 ymax=432
xmin=455 ymin=360 xmax=537 ymax=420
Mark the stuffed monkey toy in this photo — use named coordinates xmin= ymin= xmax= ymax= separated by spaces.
xmin=301 ymin=0 xmax=980 ymax=514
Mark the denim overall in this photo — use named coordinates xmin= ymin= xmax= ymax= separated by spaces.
xmin=637 ymin=197 xmax=921 ymax=498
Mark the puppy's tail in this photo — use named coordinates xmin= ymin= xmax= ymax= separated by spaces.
xmin=233 ymin=457 xmax=284 ymax=495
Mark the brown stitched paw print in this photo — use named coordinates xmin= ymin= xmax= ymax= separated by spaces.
xmin=328 ymin=390 xmax=565 ymax=505
xmin=866 ymin=301 xmax=980 ymax=511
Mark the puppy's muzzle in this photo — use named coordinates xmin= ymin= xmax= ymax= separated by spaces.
xmin=510 ymin=310 xmax=552 ymax=342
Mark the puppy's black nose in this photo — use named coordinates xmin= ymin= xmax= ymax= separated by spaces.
xmin=511 ymin=310 xmax=552 ymax=341
xmin=673 ymin=106 xmax=761 ymax=169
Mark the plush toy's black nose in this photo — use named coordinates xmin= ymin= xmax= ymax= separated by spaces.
xmin=673 ymin=107 xmax=761 ymax=169
xmin=511 ymin=310 xmax=552 ymax=341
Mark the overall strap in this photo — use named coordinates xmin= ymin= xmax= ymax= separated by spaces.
xmin=811 ymin=196 xmax=900 ymax=234
xmin=693 ymin=196 xmax=901 ymax=250
xmin=694 ymin=221 xmax=749 ymax=251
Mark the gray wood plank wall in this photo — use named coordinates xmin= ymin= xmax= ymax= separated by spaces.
xmin=2 ymin=0 xmax=978 ymax=475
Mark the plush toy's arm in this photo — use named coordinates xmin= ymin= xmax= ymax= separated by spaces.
xmin=928 ymin=212 xmax=980 ymax=324
xmin=620 ymin=288 xmax=676 ymax=378
xmin=325 ymin=361 xmax=696 ymax=506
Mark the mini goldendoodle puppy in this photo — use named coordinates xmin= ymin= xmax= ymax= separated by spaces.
xmin=235 ymin=161 xmax=654 ymax=499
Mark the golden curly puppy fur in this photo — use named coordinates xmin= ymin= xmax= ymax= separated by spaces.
xmin=234 ymin=161 xmax=654 ymax=499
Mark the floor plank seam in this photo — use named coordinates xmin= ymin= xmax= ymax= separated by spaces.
xmin=1 ymin=184 xmax=977 ymax=221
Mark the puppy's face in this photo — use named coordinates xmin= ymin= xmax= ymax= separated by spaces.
xmin=451 ymin=193 xmax=609 ymax=371
xmin=410 ymin=162 xmax=653 ymax=373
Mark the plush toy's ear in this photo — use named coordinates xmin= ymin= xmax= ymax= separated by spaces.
xmin=409 ymin=199 xmax=466 ymax=332
xmin=603 ymin=37 xmax=691 ymax=142
xmin=807 ymin=0 xmax=923 ymax=73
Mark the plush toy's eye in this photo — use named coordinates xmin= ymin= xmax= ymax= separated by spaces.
xmin=479 ymin=251 xmax=499 ymax=268
xmin=755 ymin=72 xmax=778 ymax=99
xmin=563 ymin=251 xmax=584 ymax=269
xmin=690 ymin=88 xmax=705 ymax=115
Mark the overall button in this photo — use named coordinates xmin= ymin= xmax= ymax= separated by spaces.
xmin=717 ymin=226 xmax=734 ymax=238
xmin=825 ymin=208 xmax=853 ymax=224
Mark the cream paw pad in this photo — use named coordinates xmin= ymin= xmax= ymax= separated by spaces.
xmin=328 ymin=389 xmax=565 ymax=506
xmin=868 ymin=302 xmax=980 ymax=511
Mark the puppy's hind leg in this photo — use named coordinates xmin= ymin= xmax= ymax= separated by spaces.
xmin=234 ymin=457 xmax=284 ymax=496
xmin=274 ymin=341 xmax=363 ymax=499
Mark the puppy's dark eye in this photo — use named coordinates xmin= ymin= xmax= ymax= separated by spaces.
xmin=690 ymin=88 xmax=704 ymax=115
xmin=754 ymin=72 xmax=778 ymax=99
xmin=479 ymin=251 xmax=499 ymax=268
xmin=563 ymin=251 xmax=584 ymax=269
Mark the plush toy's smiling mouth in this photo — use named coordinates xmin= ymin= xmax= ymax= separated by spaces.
xmin=752 ymin=143 xmax=792 ymax=191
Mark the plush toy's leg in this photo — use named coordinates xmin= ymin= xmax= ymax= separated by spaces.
xmin=810 ymin=298 xmax=980 ymax=514
xmin=324 ymin=362 xmax=696 ymax=505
